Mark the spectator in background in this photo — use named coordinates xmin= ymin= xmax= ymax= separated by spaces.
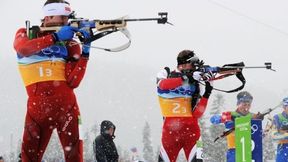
xmin=93 ymin=120 xmax=119 ymax=162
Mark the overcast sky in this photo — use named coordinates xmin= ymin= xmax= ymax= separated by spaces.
xmin=1 ymin=0 xmax=288 ymax=155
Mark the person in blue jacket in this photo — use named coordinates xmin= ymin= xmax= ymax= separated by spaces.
xmin=271 ymin=97 xmax=288 ymax=162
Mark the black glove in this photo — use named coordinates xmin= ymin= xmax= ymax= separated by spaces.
xmin=182 ymin=72 xmax=195 ymax=84
xmin=203 ymin=81 xmax=213 ymax=98
xmin=281 ymin=125 xmax=288 ymax=131
xmin=168 ymin=71 xmax=183 ymax=78
xmin=253 ymin=112 xmax=264 ymax=120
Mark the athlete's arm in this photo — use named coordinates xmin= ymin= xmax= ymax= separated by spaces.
xmin=157 ymin=69 xmax=183 ymax=90
xmin=65 ymin=42 xmax=89 ymax=88
xmin=192 ymin=82 xmax=213 ymax=118
xmin=271 ymin=116 xmax=288 ymax=141
xmin=13 ymin=28 xmax=55 ymax=56
xmin=192 ymin=97 xmax=208 ymax=118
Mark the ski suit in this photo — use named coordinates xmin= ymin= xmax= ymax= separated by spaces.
xmin=157 ymin=68 xmax=209 ymax=162
xmin=271 ymin=112 xmax=288 ymax=162
xmin=210 ymin=111 xmax=255 ymax=162
xmin=13 ymin=28 xmax=89 ymax=162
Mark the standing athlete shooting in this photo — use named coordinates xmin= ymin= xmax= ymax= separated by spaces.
xmin=157 ymin=50 xmax=213 ymax=162
xmin=13 ymin=0 xmax=91 ymax=161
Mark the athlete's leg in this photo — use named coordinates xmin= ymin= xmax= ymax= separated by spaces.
xmin=182 ymin=123 xmax=200 ymax=161
xmin=57 ymin=102 xmax=83 ymax=162
xmin=276 ymin=144 xmax=288 ymax=162
xmin=158 ymin=154 xmax=165 ymax=162
xmin=21 ymin=111 xmax=53 ymax=162
xmin=160 ymin=121 xmax=183 ymax=162
xmin=226 ymin=148 xmax=235 ymax=162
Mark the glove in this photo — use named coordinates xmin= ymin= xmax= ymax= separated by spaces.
xmin=182 ymin=72 xmax=195 ymax=84
xmin=202 ymin=71 xmax=214 ymax=81
xmin=192 ymin=71 xmax=215 ymax=82
xmin=225 ymin=121 xmax=234 ymax=129
xmin=253 ymin=112 xmax=264 ymax=120
xmin=210 ymin=115 xmax=222 ymax=124
xmin=79 ymin=29 xmax=91 ymax=57
xmin=222 ymin=111 xmax=232 ymax=122
xmin=192 ymin=71 xmax=203 ymax=81
xmin=281 ymin=125 xmax=288 ymax=131
xmin=53 ymin=26 xmax=78 ymax=41
xmin=203 ymin=81 xmax=213 ymax=98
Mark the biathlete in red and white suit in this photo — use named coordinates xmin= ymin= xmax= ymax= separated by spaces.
xmin=13 ymin=0 xmax=91 ymax=161
xmin=157 ymin=50 xmax=213 ymax=162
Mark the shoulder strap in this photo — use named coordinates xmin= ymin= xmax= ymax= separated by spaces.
xmin=191 ymin=83 xmax=200 ymax=111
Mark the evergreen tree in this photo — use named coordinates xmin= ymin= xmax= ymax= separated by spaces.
xmin=199 ymin=115 xmax=210 ymax=161
xmin=154 ymin=145 xmax=161 ymax=162
xmin=83 ymin=128 xmax=94 ymax=162
xmin=142 ymin=121 xmax=154 ymax=162
xmin=263 ymin=133 xmax=276 ymax=161
xmin=90 ymin=122 xmax=99 ymax=161
xmin=203 ymin=94 xmax=227 ymax=162
xmin=90 ymin=122 xmax=99 ymax=140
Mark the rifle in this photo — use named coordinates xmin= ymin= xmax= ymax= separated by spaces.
xmin=25 ymin=12 xmax=171 ymax=52
xmin=214 ymin=102 xmax=282 ymax=142
xmin=194 ymin=62 xmax=275 ymax=93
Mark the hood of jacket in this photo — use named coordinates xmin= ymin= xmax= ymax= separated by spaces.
xmin=100 ymin=120 xmax=116 ymax=138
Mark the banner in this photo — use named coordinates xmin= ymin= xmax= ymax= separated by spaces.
xmin=235 ymin=115 xmax=252 ymax=162
xmin=251 ymin=119 xmax=263 ymax=162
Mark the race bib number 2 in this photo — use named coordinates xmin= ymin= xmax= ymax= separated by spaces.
xmin=158 ymin=97 xmax=192 ymax=117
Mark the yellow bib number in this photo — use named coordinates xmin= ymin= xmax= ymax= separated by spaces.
xmin=18 ymin=61 xmax=66 ymax=86
xmin=158 ymin=97 xmax=192 ymax=117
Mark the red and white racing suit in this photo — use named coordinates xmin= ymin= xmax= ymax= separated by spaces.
xmin=157 ymin=69 xmax=209 ymax=162
xmin=14 ymin=28 xmax=89 ymax=162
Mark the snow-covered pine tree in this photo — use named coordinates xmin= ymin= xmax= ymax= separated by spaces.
xmin=263 ymin=133 xmax=276 ymax=161
xmin=203 ymin=93 xmax=227 ymax=162
xmin=199 ymin=115 xmax=210 ymax=161
xmin=154 ymin=145 xmax=161 ymax=162
xmin=83 ymin=128 xmax=94 ymax=162
xmin=89 ymin=122 xmax=99 ymax=161
xmin=90 ymin=122 xmax=99 ymax=140
xmin=142 ymin=121 xmax=154 ymax=162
